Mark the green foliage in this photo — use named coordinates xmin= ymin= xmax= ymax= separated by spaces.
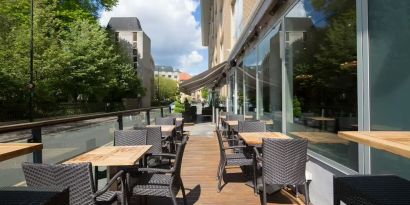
xmin=201 ymin=88 xmax=209 ymax=101
xmin=0 ymin=0 xmax=146 ymax=120
xmin=154 ymin=77 xmax=179 ymax=104
xmin=293 ymin=96 xmax=302 ymax=118
xmin=174 ymin=98 xmax=185 ymax=113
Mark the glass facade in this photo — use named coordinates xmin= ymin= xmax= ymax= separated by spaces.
xmin=225 ymin=0 xmax=410 ymax=178
xmin=368 ymin=0 xmax=410 ymax=179
xmin=243 ymin=49 xmax=257 ymax=118
xmin=257 ymin=26 xmax=282 ymax=131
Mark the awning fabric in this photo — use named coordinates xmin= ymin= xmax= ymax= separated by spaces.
xmin=179 ymin=61 xmax=227 ymax=94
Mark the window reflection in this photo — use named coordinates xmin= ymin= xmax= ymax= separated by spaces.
xmin=243 ymin=50 xmax=257 ymax=119
xmin=257 ymin=26 xmax=282 ymax=131
xmin=285 ymin=0 xmax=358 ymax=170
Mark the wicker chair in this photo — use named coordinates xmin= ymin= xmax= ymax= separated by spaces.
xmin=155 ymin=117 xmax=175 ymax=125
xmin=22 ymin=162 xmax=126 ymax=205
xmin=254 ymin=138 xmax=309 ymax=205
xmin=216 ymin=129 xmax=254 ymax=192
xmin=132 ymin=136 xmax=189 ymax=205
xmin=237 ymin=120 xmax=266 ymax=133
xmin=114 ymin=130 xmax=147 ymax=146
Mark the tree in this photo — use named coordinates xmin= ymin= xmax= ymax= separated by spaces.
xmin=154 ymin=77 xmax=179 ymax=104
xmin=201 ymin=88 xmax=209 ymax=102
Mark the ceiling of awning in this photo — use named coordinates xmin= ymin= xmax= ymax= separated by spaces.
xmin=179 ymin=61 xmax=227 ymax=94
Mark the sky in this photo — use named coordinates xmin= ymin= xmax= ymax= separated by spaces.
xmin=99 ymin=0 xmax=208 ymax=75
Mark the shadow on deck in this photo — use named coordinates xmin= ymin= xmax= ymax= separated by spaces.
xmin=132 ymin=122 xmax=304 ymax=205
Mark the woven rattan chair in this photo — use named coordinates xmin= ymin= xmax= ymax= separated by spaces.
xmin=22 ymin=162 xmax=126 ymax=205
xmin=114 ymin=130 xmax=147 ymax=146
xmin=216 ymin=129 xmax=254 ymax=192
xmin=254 ymin=138 xmax=309 ymax=205
xmin=132 ymin=136 xmax=189 ymax=205
xmin=155 ymin=117 xmax=175 ymax=125
xmin=237 ymin=120 xmax=266 ymax=133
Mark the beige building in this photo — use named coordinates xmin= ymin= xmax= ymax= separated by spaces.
xmin=200 ymin=0 xmax=261 ymax=100
xmin=108 ymin=17 xmax=155 ymax=108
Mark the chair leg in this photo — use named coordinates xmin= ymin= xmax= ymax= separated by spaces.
xmin=262 ymin=182 xmax=267 ymax=205
xmin=253 ymin=162 xmax=257 ymax=195
xmin=216 ymin=159 xmax=222 ymax=179
xmin=181 ymin=180 xmax=188 ymax=205
xmin=170 ymin=188 xmax=178 ymax=205
xmin=304 ymin=183 xmax=310 ymax=205
xmin=217 ymin=163 xmax=225 ymax=192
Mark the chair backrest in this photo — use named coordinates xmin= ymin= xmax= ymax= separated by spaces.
xmin=134 ymin=126 xmax=162 ymax=154
xmin=238 ymin=121 xmax=266 ymax=132
xmin=114 ymin=130 xmax=147 ymax=146
xmin=171 ymin=136 xmax=189 ymax=191
xmin=262 ymin=138 xmax=308 ymax=185
xmin=22 ymin=162 xmax=95 ymax=205
xmin=155 ymin=117 xmax=175 ymax=125
xmin=215 ymin=129 xmax=226 ymax=161
xmin=226 ymin=114 xmax=244 ymax=121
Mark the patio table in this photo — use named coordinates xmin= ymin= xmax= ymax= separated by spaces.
xmin=0 ymin=143 xmax=43 ymax=162
xmin=338 ymin=131 xmax=410 ymax=158
xmin=238 ymin=132 xmax=290 ymax=146
xmin=64 ymin=145 xmax=151 ymax=188
xmin=305 ymin=116 xmax=335 ymax=130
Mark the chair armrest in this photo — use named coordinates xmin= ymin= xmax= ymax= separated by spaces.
xmin=150 ymin=153 xmax=176 ymax=158
xmin=138 ymin=167 xmax=175 ymax=173
xmin=222 ymin=139 xmax=239 ymax=142
xmin=93 ymin=170 xmax=125 ymax=198
xmin=253 ymin=147 xmax=262 ymax=161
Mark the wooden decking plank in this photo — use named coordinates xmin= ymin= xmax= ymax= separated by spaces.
xmin=135 ymin=131 xmax=304 ymax=204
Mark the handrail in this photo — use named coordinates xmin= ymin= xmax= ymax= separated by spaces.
xmin=0 ymin=106 xmax=169 ymax=134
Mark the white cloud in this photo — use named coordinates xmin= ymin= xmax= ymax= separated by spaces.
xmin=179 ymin=50 xmax=204 ymax=68
xmin=99 ymin=0 xmax=207 ymax=75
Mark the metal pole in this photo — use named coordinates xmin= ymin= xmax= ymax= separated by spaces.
xmin=29 ymin=0 xmax=34 ymax=122
xmin=157 ymin=67 xmax=160 ymax=104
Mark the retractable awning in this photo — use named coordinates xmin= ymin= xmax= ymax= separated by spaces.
xmin=180 ymin=61 xmax=227 ymax=94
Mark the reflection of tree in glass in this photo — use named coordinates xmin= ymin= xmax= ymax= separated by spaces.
xmin=291 ymin=0 xmax=357 ymax=116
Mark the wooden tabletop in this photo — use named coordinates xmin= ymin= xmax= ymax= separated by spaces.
xmin=290 ymin=132 xmax=349 ymax=144
xmin=176 ymin=117 xmax=183 ymax=121
xmin=338 ymin=131 xmax=410 ymax=158
xmin=146 ymin=125 xmax=176 ymax=132
xmin=220 ymin=115 xmax=253 ymax=119
xmin=225 ymin=120 xmax=274 ymax=126
xmin=0 ymin=143 xmax=43 ymax=162
xmin=64 ymin=145 xmax=151 ymax=166
xmin=238 ymin=132 xmax=290 ymax=146
xmin=306 ymin=117 xmax=335 ymax=121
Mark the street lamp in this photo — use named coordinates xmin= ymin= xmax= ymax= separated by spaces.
xmin=157 ymin=66 xmax=160 ymax=104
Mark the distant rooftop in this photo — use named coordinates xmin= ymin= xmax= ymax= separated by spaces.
xmin=107 ymin=17 xmax=142 ymax=31
xmin=155 ymin=65 xmax=180 ymax=72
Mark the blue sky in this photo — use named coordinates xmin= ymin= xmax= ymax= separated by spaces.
xmin=100 ymin=0 xmax=208 ymax=75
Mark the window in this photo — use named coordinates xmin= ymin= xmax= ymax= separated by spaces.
xmin=133 ymin=49 xmax=138 ymax=56
xmin=368 ymin=0 xmax=410 ymax=179
xmin=285 ymin=0 xmax=358 ymax=171
xmin=133 ymin=32 xmax=138 ymax=42
xmin=257 ymin=25 xmax=281 ymax=131
xmin=243 ymin=49 xmax=257 ymax=119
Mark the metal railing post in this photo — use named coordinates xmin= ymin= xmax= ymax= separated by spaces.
xmin=31 ymin=127 xmax=42 ymax=163
xmin=161 ymin=107 xmax=164 ymax=117
xmin=117 ymin=115 xmax=123 ymax=130
xmin=146 ymin=110 xmax=151 ymax=125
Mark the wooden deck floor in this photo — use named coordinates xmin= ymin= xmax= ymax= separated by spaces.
xmin=137 ymin=130 xmax=305 ymax=205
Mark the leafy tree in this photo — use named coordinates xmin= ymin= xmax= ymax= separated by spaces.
xmin=201 ymin=88 xmax=209 ymax=102
xmin=154 ymin=77 xmax=179 ymax=104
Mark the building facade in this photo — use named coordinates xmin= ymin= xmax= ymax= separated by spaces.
xmin=201 ymin=0 xmax=410 ymax=204
xmin=154 ymin=65 xmax=180 ymax=81
xmin=108 ymin=17 xmax=155 ymax=108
